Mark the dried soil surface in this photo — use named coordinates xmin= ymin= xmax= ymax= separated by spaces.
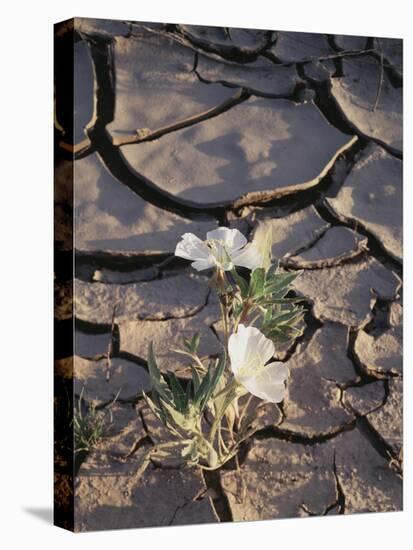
xmin=55 ymin=20 xmax=403 ymax=531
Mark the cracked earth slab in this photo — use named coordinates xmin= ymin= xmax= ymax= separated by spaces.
xmin=106 ymin=27 xmax=236 ymax=144
xmin=91 ymin=265 xmax=160 ymax=284
xmin=326 ymin=143 xmax=402 ymax=262
xmin=73 ymin=38 xmax=96 ymax=151
xmin=221 ymin=422 xmax=402 ymax=521
xmin=76 ymin=17 xmax=130 ymax=38
xmin=354 ymin=300 xmax=402 ymax=377
xmin=75 ymin=468 xmax=218 ymax=531
xmin=119 ymin=295 xmax=222 ymax=375
xmin=57 ymin=22 xmax=403 ymax=527
xmin=220 ymin=437 xmax=337 ymax=520
xmin=75 ymin=329 xmax=112 ymax=359
xmin=330 ymin=56 xmax=402 ymax=154
xmin=343 ymin=381 xmax=387 ymax=416
xmin=270 ymin=31 xmax=333 ymax=63
xmin=366 ymin=377 xmax=403 ymax=455
xmin=389 ymin=301 xmax=403 ymax=327
xmin=354 ymin=326 xmax=402 ymax=376
xmin=374 ymin=38 xmax=403 ymax=77
xmin=302 ymin=59 xmax=336 ymax=84
xmin=291 ymin=255 xmax=401 ymax=328
xmin=120 ymin=98 xmax=357 ymax=207
xmin=75 ymin=404 xmax=218 ymax=530
xmin=178 ymin=25 xmax=271 ymax=59
xmin=280 ymin=322 xmax=357 ymax=436
xmin=246 ymin=398 xmax=283 ymax=429
xmin=251 ymin=205 xmax=330 ymax=260
xmin=74 ymin=356 xmax=150 ymax=404
xmin=334 ymin=35 xmax=369 ymax=51
xmin=77 ymin=404 xmax=148 ymax=475
xmin=74 ymin=273 xmax=210 ymax=324
xmin=196 ymin=52 xmax=301 ymax=97
xmin=333 ymin=427 xmax=402 ymax=512
xmin=285 ymin=226 xmax=367 ymax=268
xmin=74 ymin=153 xmax=217 ymax=256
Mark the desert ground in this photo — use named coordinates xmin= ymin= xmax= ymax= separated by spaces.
xmin=54 ymin=19 xmax=402 ymax=531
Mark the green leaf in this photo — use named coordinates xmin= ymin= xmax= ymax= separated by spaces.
xmin=191 ymin=366 xmax=201 ymax=394
xmin=231 ymin=268 xmax=249 ymax=299
xmin=212 ymin=385 xmax=238 ymax=431
xmin=190 ymin=333 xmax=201 ymax=353
xmin=147 ymin=343 xmax=172 ymax=404
xmin=266 ymin=324 xmax=303 ymax=344
xmin=268 ymin=308 xmax=305 ymax=327
xmin=200 ymin=351 xmax=226 ymax=411
xmin=184 ymin=380 xmax=192 ymax=410
xmin=232 ymin=299 xmax=243 ymax=317
xmin=249 ymin=268 xmax=266 ymax=298
xmin=264 ymin=272 xmax=299 ymax=295
xmin=143 ymin=392 xmax=166 ymax=425
xmin=263 ymin=305 xmax=273 ymax=324
xmin=183 ymin=336 xmax=192 ymax=350
xmin=161 ymin=400 xmax=189 ymax=431
xmin=148 ymin=391 xmax=168 ymax=425
xmin=166 ymin=371 xmax=186 ymax=412
xmin=193 ymin=369 xmax=211 ymax=408
xmin=266 ymin=261 xmax=279 ymax=279
xmin=256 ymin=296 xmax=303 ymax=306
xmin=266 ymin=329 xmax=292 ymax=345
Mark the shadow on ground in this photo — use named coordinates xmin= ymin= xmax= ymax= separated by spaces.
xmin=23 ymin=507 xmax=53 ymax=525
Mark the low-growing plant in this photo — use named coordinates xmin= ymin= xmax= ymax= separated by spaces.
xmin=74 ymin=388 xmax=117 ymax=454
xmin=141 ymin=227 xmax=306 ymax=471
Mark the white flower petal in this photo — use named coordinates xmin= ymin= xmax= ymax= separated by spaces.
xmin=229 ymin=325 xmax=275 ymax=376
xmin=175 ymin=233 xmax=211 ymax=261
xmin=228 ymin=325 xmax=249 ymax=375
xmin=245 ymin=326 xmax=275 ymax=366
xmin=242 ymin=372 xmax=287 ymax=403
xmin=263 ymin=362 xmax=290 ymax=384
xmin=232 ymin=243 xmax=263 ymax=270
xmin=252 ymin=223 xmax=273 ymax=270
xmin=242 ymin=362 xmax=289 ymax=402
xmin=191 ymin=258 xmax=216 ymax=271
xmin=229 ymin=325 xmax=288 ymax=402
xmin=206 ymin=227 xmax=247 ymax=253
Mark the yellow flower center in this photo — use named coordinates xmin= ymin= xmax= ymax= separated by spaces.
xmin=206 ymin=239 xmax=232 ymax=268
xmin=237 ymin=354 xmax=265 ymax=379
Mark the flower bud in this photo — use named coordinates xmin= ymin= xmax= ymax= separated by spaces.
xmin=207 ymin=447 xmax=218 ymax=468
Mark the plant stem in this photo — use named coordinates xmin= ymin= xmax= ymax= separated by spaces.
xmin=197 ymin=449 xmax=239 ymax=471
xmin=239 ymin=299 xmax=252 ymax=325
xmin=237 ymin=394 xmax=253 ymax=432
xmin=216 ymin=269 xmax=230 ymax=347
xmin=220 ymin=298 xmax=229 ymax=347
xmin=213 ymin=378 xmax=238 ymax=400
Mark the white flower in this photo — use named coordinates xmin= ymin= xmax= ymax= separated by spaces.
xmin=251 ymin=223 xmax=273 ymax=271
xmin=228 ymin=324 xmax=289 ymax=403
xmin=175 ymin=227 xmax=263 ymax=272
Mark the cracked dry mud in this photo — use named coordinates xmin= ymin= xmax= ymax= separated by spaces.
xmin=55 ymin=18 xmax=403 ymax=530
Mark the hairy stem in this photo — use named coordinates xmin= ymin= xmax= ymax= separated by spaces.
xmin=216 ymin=269 xmax=231 ymax=347
xmin=237 ymin=394 xmax=254 ymax=432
